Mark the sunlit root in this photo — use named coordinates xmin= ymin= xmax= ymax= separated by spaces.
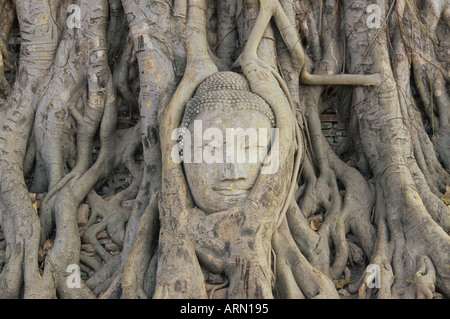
xmin=233 ymin=0 xmax=381 ymax=86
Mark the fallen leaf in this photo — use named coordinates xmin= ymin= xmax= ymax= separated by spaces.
xmin=97 ymin=230 xmax=107 ymax=239
xmin=442 ymin=186 xmax=450 ymax=205
xmin=310 ymin=219 xmax=321 ymax=231
xmin=33 ymin=201 xmax=39 ymax=213
xmin=81 ymin=244 xmax=94 ymax=252
xmin=29 ymin=193 xmax=37 ymax=202
xmin=105 ymin=243 xmax=119 ymax=251
xmin=39 ymin=261 xmax=44 ymax=276
xmin=309 ymin=215 xmax=323 ymax=231
xmin=43 ymin=239 xmax=53 ymax=251
xmin=336 ymin=279 xmax=352 ymax=289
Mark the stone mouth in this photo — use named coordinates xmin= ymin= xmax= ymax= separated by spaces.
xmin=212 ymin=186 xmax=251 ymax=196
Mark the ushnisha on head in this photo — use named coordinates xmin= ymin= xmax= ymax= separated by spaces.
xmin=178 ymin=72 xmax=275 ymax=154
xmin=179 ymin=72 xmax=277 ymax=214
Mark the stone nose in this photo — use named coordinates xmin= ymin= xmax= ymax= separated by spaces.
xmin=221 ymin=163 xmax=247 ymax=181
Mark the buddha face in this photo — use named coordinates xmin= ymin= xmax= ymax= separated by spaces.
xmin=182 ymin=109 xmax=273 ymax=214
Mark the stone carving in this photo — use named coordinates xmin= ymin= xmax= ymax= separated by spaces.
xmin=180 ymin=72 xmax=275 ymax=214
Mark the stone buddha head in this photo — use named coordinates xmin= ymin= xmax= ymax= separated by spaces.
xmin=179 ymin=72 xmax=276 ymax=214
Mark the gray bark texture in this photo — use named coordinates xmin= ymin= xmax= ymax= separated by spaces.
xmin=0 ymin=0 xmax=448 ymax=299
